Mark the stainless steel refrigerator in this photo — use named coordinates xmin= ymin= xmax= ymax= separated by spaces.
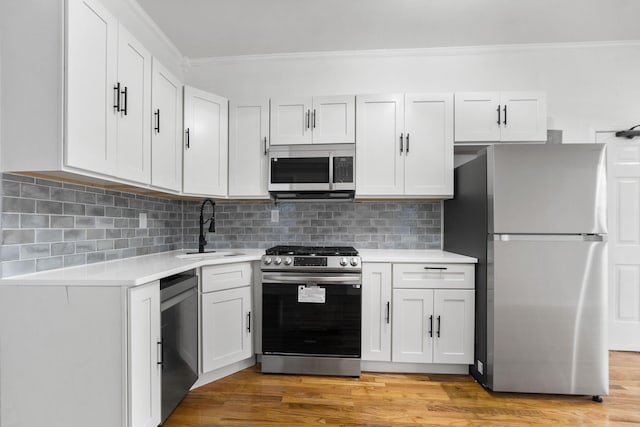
xmin=444 ymin=143 xmax=608 ymax=398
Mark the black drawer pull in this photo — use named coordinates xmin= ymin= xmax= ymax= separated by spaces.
xmin=424 ymin=267 xmax=447 ymax=270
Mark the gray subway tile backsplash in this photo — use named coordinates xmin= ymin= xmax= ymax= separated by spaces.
xmin=1 ymin=173 xmax=442 ymax=277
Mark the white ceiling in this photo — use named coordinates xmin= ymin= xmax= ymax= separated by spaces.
xmin=135 ymin=0 xmax=640 ymax=59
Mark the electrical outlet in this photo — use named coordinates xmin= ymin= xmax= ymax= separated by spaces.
xmin=139 ymin=212 xmax=147 ymax=228
xmin=271 ymin=209 xmax=279 ymax=223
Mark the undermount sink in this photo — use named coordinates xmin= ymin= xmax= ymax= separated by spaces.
xmin=176 ymin=251 xmax=246 ymax=260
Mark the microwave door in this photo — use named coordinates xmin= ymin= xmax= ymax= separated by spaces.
xmin=269 ymin=157 xmax=331 ymax=191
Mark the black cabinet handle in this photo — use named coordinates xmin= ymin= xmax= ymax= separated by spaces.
xmin=264 ymin=136 xmax=268 ymax=155
xmin=113 ymin=82 xmax=121 ymax=112
xmin=385 ymin=301 xmax=390 ymax=324
xmin=157 ymin=341 xmax=163 ymax=366
xmin=503 ymin=105 xmax=507 ymax=125
xmin=424 ymin=266 xmax=447 ymax=270
xmin=400 ymin=133 xmax=404 ymax=153
xmin=306 ymin=110 xmax=310 ymax=129
xmin=437 ymin=315 xmax=441 ymax=338
xmin=496 ymin=105 xmax=501 ymax=125
xmin=247 ymin=311 xmax=251 ymax=333
xmin=185 ymin=128 xmax=190 ymax=149
xmin=428 ymin=315 xmax=433 ymax=337
xmin=313 ymin=109 xmax=316 ymax=128
xmin=121 ymin=86 xmax=128 ymax=116
xmin=406 ymin=133 xmax=410 ymax=153
xmin=154 ymin=109 xmax=160 ymax=133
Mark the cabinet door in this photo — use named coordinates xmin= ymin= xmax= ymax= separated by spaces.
xmin=115 ymin=25 xmax=151 ymax=184
xmin=453 ymin=92 xmax=501 ymax=142
xmin=151 ymin=58 xmax=183 ymax=191
xmin=432 ymin=289 xmax=475 ymax=364
xmin=66 ymin=0 xmax=118 ymax=175
xmin=404 ymin=93 xmax=453 ymax=197
xmin=183 ymin=86 xmax=228 ymax=196
xmin=228 ymin=99 xmax=269 ymax=197
xmin=355 ymin=94 xmax=405 ymax=196
xmin=128 ymin=282 xmax=161 ymax=427
xmin=270 ymin=97 xmax=312 ymax=145
xmin=201 ymin=286 xmax=252 ymax=373
xmin=499 ymin=91 xmax=547 ymax=141
xmin=361 ymin=263 xmax=392 ymax=361
xmin=392 ymin=289 xmax=433 ymax=363
xmin=311 ymin=95 xmax=355 ymax=144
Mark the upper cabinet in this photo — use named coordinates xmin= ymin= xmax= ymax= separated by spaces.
xmin=67 ymin=0 xmax=152 ymax=184
xmin=356 ymin=93 xmax=454 ymax=198
xmin=228 ymin=99 xmax=270 ymax=198
xmin=0 ymin=0 xmax=178 ymax=190
xmin=270 ymin=95 xmax=355 ymax=145
xmin=183 ymin=86 xmax=229 ymax=196
xmin=454 ymin=91 xmax=547 ymax=142
xmin=151 ymin=59 xmax=183 ymax=192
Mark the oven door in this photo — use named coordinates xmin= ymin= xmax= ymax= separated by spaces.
xmin=262 ymin=272 xmax=362 ymax=358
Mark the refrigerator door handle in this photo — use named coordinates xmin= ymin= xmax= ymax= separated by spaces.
xmin=492 ymin=234 xmax=605 ymax=242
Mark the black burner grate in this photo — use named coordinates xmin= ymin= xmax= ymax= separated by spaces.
xmin=265 ymin=245 xmax=359 ymax=256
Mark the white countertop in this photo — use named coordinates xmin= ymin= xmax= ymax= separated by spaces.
xmin=0 ymin=249 xmax=476 ymax=287
xmin=358 ymin=249 xmax=476 ymax=264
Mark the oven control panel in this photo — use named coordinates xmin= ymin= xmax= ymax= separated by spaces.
xmin=261 ymin=255 xmax=360 ymax=271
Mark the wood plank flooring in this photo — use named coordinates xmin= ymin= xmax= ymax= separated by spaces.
xmin=163 ymin=351 xmax=640 ymax=426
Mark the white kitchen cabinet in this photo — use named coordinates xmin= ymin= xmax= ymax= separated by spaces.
xmin=67 ymin=0 xmax=152 ymax=184
xmin=356 ymin=93 xmax=453 ymax=198
xmin=270 ymin=95 xmax=355 ymax=145
xmin=454 ymin=91 xmax=547 ymax=142
xmin=0 ymin=282 xmax=161 ymax=427
xmin=201 ymin=286 xmax=253 ymax=372
xmin=65 ymin=0 xmax=118 ymax=177
xmin=151 ymin=58 xmax=183 ymax=192
xmin=128 ymin=282 xmax=162 ymax=427
xmin=392 ymin=288 xmax=474 ymax=364
xmin=200 ymin=263 xmax=253 ymax=373
xmin=361 ymin=263 xmax=393 ymax=361
xmin=392 ymin=288 xmax=435 ymax=363
xmin=228 ymin=99 xmax=270 ymax=198
xmin=183 ymin=86 xmax=229 ymax=196
xmin=1 ymin=0 xmax=159 ymax=187
xmin=392 ymin=263 xmax=475 ymax=289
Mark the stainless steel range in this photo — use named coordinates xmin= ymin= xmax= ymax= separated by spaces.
xmin=261 ymin=246 xmax=362 ymax=377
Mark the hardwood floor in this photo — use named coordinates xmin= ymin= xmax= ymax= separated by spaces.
xmin=164 ymin=351 xmax=640 ymax=426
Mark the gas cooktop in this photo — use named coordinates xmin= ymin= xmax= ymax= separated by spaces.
xmin=265 ymin=245 xmax=359 ymax=257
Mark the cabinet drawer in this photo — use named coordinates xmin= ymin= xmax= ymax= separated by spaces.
xmin=201 ymin=263 xmax=252 ymax=293
xmin=392 ymin=263 xmax=474 ymax=289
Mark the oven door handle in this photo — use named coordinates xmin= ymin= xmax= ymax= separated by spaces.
xmin=262 ymin=273 xmax=361 ymax=285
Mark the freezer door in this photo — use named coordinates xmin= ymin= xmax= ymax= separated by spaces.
xmin=488 ymin=236 xmax=608 ymax=395
xmin=488 ymin=144 xmax=607 ymax=234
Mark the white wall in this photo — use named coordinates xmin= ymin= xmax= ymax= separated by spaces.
xmin=185 ymin=42 xmax=640 ymax=143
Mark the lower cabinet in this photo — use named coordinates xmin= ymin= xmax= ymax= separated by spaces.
xmin=0 ymin=282 xmax=161 ymax=427
xmin=392 ymin=288 xmax=474 ymax=364
xmin=128 ymin=282 xmax=162 ymax=427
xmin=200 ymin=263 xmax=253 ymax=374
xmin=361 ymin=262 xmax=475 ymax=368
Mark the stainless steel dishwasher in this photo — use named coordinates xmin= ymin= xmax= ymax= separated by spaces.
xmin=160 ymin=270 xmax=198 ymax=423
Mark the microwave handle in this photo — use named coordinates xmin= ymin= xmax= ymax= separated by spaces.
xmin=328 ymin=154 xmax=334 ymax=190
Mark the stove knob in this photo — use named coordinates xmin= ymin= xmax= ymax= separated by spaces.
xmin=274 ymin=257 xmax=282 ymax=265
xmin=284 ymin=257 xmax=293 ymax=266
xmin=264 ymin=257 xmax=272 ymax=265
xmin=350 ymin=257 xmax=359 ymax=267
xmin=339 ymin=257 xmax=348 ymax=267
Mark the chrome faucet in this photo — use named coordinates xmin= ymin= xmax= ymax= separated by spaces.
xmin=198 ymin=199 xmax=215 ymax=253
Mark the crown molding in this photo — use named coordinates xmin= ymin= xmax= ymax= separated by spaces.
xmin=189 ymin=40 xmax=640 ymax=66
xmin=123 ymin=0 xmax=185 ymax=65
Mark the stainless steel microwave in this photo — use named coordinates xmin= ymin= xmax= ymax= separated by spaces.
xmin=268 ymin=146 xmax=355 ymax=198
